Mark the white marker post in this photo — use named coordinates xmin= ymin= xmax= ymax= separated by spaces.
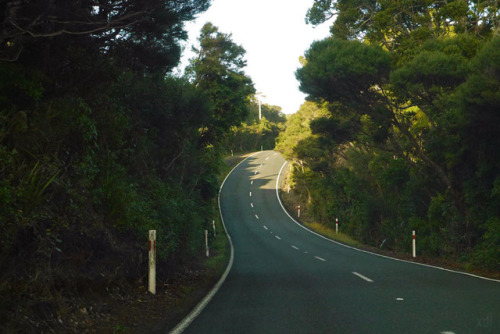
xmin=212 ymin=220 xmax=216 ymax=237
xmin=297 ymin=205 xmax=301 ymax=218
xmin=336 ymin=218 xmax=339 ymax=234
xmin=412 ymin=230 xmax=416 ymax=258
xmin=148 ymin=230 xmax=156 ymax=295
xmin=205 ymin=230 xmax=209 ymax=257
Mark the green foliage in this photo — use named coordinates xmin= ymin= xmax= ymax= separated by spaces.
xmin=296 ymin=38 xmax=391 ymax=104
xmin=283 ymin=2 xmax=500 ymax=271
xmin=222 ymin=101 xmax=286 ymax=152
xmin=186 ymin=23 xmax=256 ymax=143
xmin=0 ymin=1 xmax=259 ymax=331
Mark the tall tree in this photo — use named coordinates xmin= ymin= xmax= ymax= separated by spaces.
xmin=293 ymin=1 xmax=500 ymax=266
xmin=186 ymin=22 xmax=255 ymax=143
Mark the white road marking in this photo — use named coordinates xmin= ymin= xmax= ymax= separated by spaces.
xmin=304 ymin=251 xmax=308 ymax=254
xmin=291 ymin=245 xmax=299 ymax=250
xmin=255 ymin=214 xmax=259 ymax=219
xmin=352 ymin=272 xmax=374 ymax=282
xmin=249 ymin=192 xmax=252 ymax=197
xmin=275 ymin=236 xmax=281 ymax=240
xmin=251 ymin=180 xmax=253 ymax=185
xmin=396 ymin=298 xmax=404 ymax=301
xmin=314 ymin=256 xmax=326 ymax=262
xmin=254 ymin=171 xmax=258 ymax=175
xmin=250 ymin=203 xmax=253 ymax=208
xmin=276 ymin=161 xmax=500 ymax=285
xmin=263 ymin=226 xmax=268 ymax=230
xmin=441 ymin=332 xmax=456 ymax=334
xmin=260 ymin=163 xmax=263 ymax=167
xmin=265 ymin=157 xmax=269 ymax=160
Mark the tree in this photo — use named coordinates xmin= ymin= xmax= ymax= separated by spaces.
xmin=306 ymin=0 xmax=500 ymax=52
xmin=186 ymin=22 xmax=255 ymax=143
xmin=292 ymin=1 xmax=500 ymax=267
xmin=1 ymin=0 xmax=211 ymax=66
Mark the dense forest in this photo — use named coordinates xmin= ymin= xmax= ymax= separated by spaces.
xmin=222 ymin=101 xmax=286 ymax=153
xmin=0 ymin=0 xmax=269 ymax=331
xmin=277 ymin=0 xmax=500 ymax=271
xmin=2 ymin=0 xmax=500 ymax=331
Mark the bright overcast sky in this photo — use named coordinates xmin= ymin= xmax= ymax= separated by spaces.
xmin=178 ymin=0 xmax=332 ymax=114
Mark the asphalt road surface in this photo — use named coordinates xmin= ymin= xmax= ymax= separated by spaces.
xmin=178 ymin=151 xmax=500 ymax=333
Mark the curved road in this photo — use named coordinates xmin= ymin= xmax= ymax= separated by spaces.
xmin=179 ymin=151 xmax=499 ymax=333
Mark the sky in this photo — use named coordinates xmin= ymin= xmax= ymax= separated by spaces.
xmin=178 ymin=0 xmax=332 ymax=114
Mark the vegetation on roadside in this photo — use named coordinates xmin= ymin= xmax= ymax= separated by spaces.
xmin=0 ymin=2 xmax=255 ymax=332
xmin=221 ymin=101 xmax=287 ymax=153
xmin=276 ymin=1 xmax=500 ymax=272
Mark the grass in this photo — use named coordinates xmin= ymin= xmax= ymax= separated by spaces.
xmin=201 ymin=151 xmax=252 ymax=277
xmin=303 ymin=221 xmax=362 ymax=248
xmin=204 ymin=217 xmax=229 ymax=273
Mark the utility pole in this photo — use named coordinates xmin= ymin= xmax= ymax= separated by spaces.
xmin=256 ymin=92 xmax=266 ymax=121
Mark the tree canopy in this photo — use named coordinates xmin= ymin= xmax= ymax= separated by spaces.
xmin=281 ymin=0 xmax=500 ymax=270
xmin=0 ymin=1 xmax=268 ymax=331
xmin=186 ymin=22 xmax=255 ymax=143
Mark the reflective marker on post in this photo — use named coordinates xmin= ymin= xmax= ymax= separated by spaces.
xmin=336 ymin=218 xmax=339 ymax=234
xmin=148 ymin=230 xmax=156 ymax=295
xmin=412 ymin=230 xmax=416 ymax=258
xmin=212 ymin=220 xmax=216 ymax=237
xmin=298 ymin=205 xmax=301 ymax=218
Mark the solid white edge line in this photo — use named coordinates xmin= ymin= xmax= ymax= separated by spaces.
xmin=171 ymin=151 xmax=262 ymax=333
xmin=352 ymin=271 xmax=374 ymax=282
xmin=275 ymin=159 xmax=500 ymax=284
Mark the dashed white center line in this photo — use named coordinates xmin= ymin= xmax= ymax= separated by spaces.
xmin=263 ymin=226 xmax=268 ymax=230
xmin=275 ymin=236 xmax=281 ymax=240
xmin=440 ymin=331 xmax=456 ymax=334
xmin=250 ymin=203 xmax=253 ymax=208
xmin=352 ymin=272 xmax=374 ymax=282
xmin=251 ymin=180 xmax=253 ymax=185
xmin=314 ymin=256 xmax=326 ymax=262
xmin=255 ymin=214 xmax=259 ymax=219
xmin=249 ymin=192 xmax=252 ymax=197
xmin=291 ymin=245 xmax=299 ymax=250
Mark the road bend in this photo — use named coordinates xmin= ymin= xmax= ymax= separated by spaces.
xmin=181 ymin=151 xmax=500 ymax=334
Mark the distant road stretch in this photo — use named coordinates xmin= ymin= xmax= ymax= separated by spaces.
xmin=180 ymin=151 xmax=500 ymax=334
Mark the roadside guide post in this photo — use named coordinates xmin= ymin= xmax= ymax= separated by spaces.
xmin=336 ymin=218 xmax=339 ymax=234
xmin=298 ymin=205 xmax=301 ymax=218
xmin=412 ymin=230 xmax=416 ymax=258
xmin=205 ymin=229 xmax=209 ymax=257
xmin=148 ymin=230 xmax=156 ymax=295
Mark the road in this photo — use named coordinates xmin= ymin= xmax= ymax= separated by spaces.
xmin=176 ymin=151 xmax=500 ymax=333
